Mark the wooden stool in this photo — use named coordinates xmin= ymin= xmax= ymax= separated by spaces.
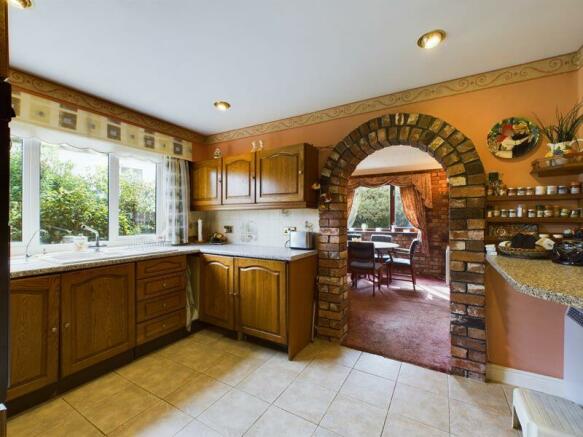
xmin=512 ymin=388 xmax=583 ymax=436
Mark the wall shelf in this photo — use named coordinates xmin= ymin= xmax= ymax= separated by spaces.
xmin=530 ymin=162 xmax=583 ymax=177
xmin=487 ymin=194 xmax=583 ymax=202
xmin=486 ymin=217 xmax=583 ymax=224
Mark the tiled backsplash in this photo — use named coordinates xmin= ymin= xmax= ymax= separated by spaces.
xmin=190 ymin=209 xmax=320 ymax=248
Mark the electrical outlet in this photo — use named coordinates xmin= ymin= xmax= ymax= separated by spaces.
xmin=224 ymin=225 xmax=233 ymax=234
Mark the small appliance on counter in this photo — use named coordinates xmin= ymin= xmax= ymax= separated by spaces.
xmin=288 ymin=231 xmax=315 ymax=250
xmin=551 ymin=240 xmax=583 ymax=266
xmin=209 ymin=232 xmax=228 ymax=245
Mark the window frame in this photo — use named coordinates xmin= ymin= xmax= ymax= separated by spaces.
xmin=10 ymin=135 xmax=164 ymax=256
xmin=350 ymin=184 xmax=413 ymax=230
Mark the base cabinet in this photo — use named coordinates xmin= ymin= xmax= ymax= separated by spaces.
xmin=199 ymin=255 xmax=235 ymax=330
xmin=60 ymin=263 xmax=136 ymax=377
xmin=7 ymin=276 xmax=60 ymax=400
xmin=235 ymin=258 xmax=287 ymax=344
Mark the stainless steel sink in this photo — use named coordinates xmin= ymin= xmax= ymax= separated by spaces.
xmin=40 ymin=250 xmax=128 ymax=265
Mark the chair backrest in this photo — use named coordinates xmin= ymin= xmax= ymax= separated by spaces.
xmin=347 ymin=233 xmax=361 ymax=241
xmin=348 ymin=241 xmax=375 ymax=262
xmin=409 ymin=239 xmax=421 ymax=262
xmin=371 ymin=234 xmax=392 ymax=242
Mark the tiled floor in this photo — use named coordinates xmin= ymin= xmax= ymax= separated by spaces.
xmin=8 ymin=329 xmax=520 ymax=436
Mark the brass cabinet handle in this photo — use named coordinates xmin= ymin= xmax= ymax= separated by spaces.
xmin=162 ymin=282 xmax=167 ymax=288
xmin=163 ymin=303 xmax=168 ymax=309
xmin=51 ymin=327 xmax=57 ymax=333
xmin=64 ymin=322 xmax=71 ymax=329
xmin=162 ymin=323 xmax=167 ymax=328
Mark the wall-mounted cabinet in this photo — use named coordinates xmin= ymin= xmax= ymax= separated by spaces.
xmin=190 ymin=143 xmax=319 ymax=211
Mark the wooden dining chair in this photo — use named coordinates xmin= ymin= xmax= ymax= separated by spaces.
xmin=347 ymin=241 xmax=384 ymax=296
xmin=385 ymin=239 xmax=421 ymax=291
xmin=370 ymin=234 xmax=392 ymax=242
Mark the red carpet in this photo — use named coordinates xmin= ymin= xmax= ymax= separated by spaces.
xmin=343 ymin=276 xmax=451 ymax=373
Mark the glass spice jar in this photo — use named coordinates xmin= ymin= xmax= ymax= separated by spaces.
xmin=553 ymin=205 xmax=561 ymax=217
xmin=558 ymin=185 xmax=569 ymax=195
xmin=544 ymin=206 xmax=554 ymax=218
xmin=526 ymin=187 xmax=534 ymax=196
xmin=509 ymin=209 xmax=517 ymax=218
xmin=487 ymin=208 xmax=493 ymax=218
xmin=571 ymin=182 xmax=581 ymax=194
xmin=493 ymin=207 xmax=501 ymax=217
xmin=560 ymin=208 xmax=570 ymax=217
xmin=528 ymin=208 xmax=536 ymax=218
xmin=507 ymin=187 xmax=516 ymax=196
xmin=536 ymin=205 xmax=545 ymax=217
xmin=498 ymin=185 xmax=508 ymax=196
xmin=517 ymin=187 xmax=526 ymax=196
xmin=501 ymin=209 xmax=509 ymax=218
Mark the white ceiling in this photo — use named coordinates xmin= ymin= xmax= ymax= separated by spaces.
xmin=353 ymin=146 xmax=441 ymax=176
xmin=8 ymin=0 xmax=583 ymax=136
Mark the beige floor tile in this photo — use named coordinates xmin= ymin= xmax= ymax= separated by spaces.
xmin=8 ymin=398 xmax=101 ymax=437
xmin=382 ymin=412 xmax=449 ymax=437
xmin=159 ymin=339 xmax=226 ymax=372
xmin=189 ymin=329 xmax=223 ymax=345
xmin=237 ymin=359 xmax=298 ymax=402
xmin=245 ymin=405 xmax=317 ymax=437
xmin=339 ymin=369 xmax=395 ymax=409
xmin=389 ymin=383 xmax=449 ymax=432
xmin=448 ymin=375 xmax=510 ymax=414
xmin=268 ymin=350 xmax=309 ymax=374
xmin=204 ymin=353 xmax=265 ymax=386
xmin=174 ymin=418 xmax=223 ymax=437
xmin=63 ymin=372 xmax=133 ymax=411
xmin=354 ymin=352 xmax=401 ymax=380
xmin=313 ymin=427 xmax=342 ymax=436
xmin=275 ymin=380 xmax=336 ymax=424
xmin=116 ymin=354 xmax=197 ymax=398
xmin=294 ymin=339 xmax=336 ymax=362
xmin=309 ymin=344 xmax=362 ymax=368
xmin=449 ymin=398 xmax=518 ymax=437
xmin=198 ymin=389 xmax=269 ymax=437
xmin=78 ymin=384 xmax=159 ymax=434
xmin=164 ymin=373 xmax=231 ymax=417
xmin=297 ymin=360 xmax=351 ymax=391
xmin=108 ymin=399 xmax=192 ymax=437
xmin=320 ymin=394 xmax=387 ymax=437
xmin=214 ymin=336 xmax=276 ymax=361
xmin=397 ymin=363 xmax=448 ymax=396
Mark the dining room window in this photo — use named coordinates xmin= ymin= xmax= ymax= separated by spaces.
xmin=350 ymin=185 xmax=413 ymax=229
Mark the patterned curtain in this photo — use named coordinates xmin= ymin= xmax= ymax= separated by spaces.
xmin=347 ymin=173 xmax=433 ymax=254
xmin=162 ymin=156 xmax=190 ymax=244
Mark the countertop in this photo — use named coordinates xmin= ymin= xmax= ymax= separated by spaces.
xmin=486 ymin=254 xmax=583 ymax=309
xmin=10 ymin=244 xmax=318 ymax=279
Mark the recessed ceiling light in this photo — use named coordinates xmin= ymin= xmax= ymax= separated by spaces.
xmin=417 ymin=29 xmax=446 ymax=49
xmin=8 ymin=0 xmax=33 ymax=8
xmin=213 ymin=101 xmax=231 ymax=111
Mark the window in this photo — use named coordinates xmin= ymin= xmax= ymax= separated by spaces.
xmin=9 ymin=138 xmax=23 ymax=242
xmin=9 ymin=131 xmax=164 ymax=255
xmin=40 ymin=143 xmax=109 ymax=244
xmin=350 ymin=185 xmax=413 ymax=229
xmin=119 ymin=157 xmax=157 ymax=236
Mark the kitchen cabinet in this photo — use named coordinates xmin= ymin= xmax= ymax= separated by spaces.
xmin=222 ymin=152 xmax=256 ymax=205
xmin=235 ymin=258 xmax=287 ymax=344
xmin=199 ymin=254 xmax=235 ymax=330
xmin=256 ymin=143 xmax=318 ymax=206
xmin=190 ymin=143 xmax=318 ymax=211
xmin=136 ymin=255 xmax=187 ymax=345
xmin=191 ymin=158 xmax=222 ymax=207
xmin=7 ymin=276 xmax=60 ymax=400
xmin=199 ymin=254 xmax=317 ymax=357
xmin=60 ymin=263 xmax=135 ymax=376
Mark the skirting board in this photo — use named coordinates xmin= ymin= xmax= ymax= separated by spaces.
xmin=487 ymin=363 xmax=564 ymax=398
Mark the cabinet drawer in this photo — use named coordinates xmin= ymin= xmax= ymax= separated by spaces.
xmin=137 ymin=272 xmax=186 ymax=301
xmin=137 ymin=309 xmax=185 ymax=345
xmin=137 ymin=291 xmax=186 ymax=322
xmin=136 ymin=255 xmax=186 ymax=279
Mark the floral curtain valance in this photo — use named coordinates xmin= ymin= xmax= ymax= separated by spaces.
xmin=11 ymin=91 xmax=193 ymax=161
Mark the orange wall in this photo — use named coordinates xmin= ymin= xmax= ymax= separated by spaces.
xmin=486 ymin=266 xmax=566 ymax=378
xmin=205 ymin=70 xmax=580 ymax=187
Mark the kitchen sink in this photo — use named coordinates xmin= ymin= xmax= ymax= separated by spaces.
xmin=40 ymin=250 xmax=129 ymax=264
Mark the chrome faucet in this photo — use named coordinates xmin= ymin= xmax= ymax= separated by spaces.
xmin=81 ymin=224 xmax=104 ymax=252
xmin=25 ymin=229 xmax=48 ymax=260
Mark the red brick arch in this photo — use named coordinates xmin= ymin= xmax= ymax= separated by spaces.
xmin=318 ymin=112 xmax=487 ymax=379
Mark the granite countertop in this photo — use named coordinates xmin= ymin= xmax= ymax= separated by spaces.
xmin=10 ymin=244 xmax=317 ymax=279
xmin=486 ymin=254 xmax=583 ymax=309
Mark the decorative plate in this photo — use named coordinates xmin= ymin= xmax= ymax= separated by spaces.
xmin=487 ymin=117 xmax=540 ymax=159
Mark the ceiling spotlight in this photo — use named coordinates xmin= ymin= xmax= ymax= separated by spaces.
xmin=8 ymin=0 xmax=33 ymax=8
xmin=213 ymin=101 xmax=231 ymax=111
xmin=417 ymin=29 xmax=446 ymax=49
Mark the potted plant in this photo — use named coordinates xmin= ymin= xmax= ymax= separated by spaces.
xmin=535 ymin=101 xmax=583 ymax=158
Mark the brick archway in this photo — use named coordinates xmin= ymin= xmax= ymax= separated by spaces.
xmin=318 ymin=112 xmax=487 ymax=379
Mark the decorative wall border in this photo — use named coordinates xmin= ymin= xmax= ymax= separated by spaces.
xmin=206 ymin=47 xmax=583 ymax=144
xmin=8 ymin=68 xmax=205 ymax=145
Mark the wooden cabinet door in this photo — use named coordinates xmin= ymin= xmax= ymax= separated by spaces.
xmin=61 ymin=264 xmax=135 ymax=377
xmin=191 ymin=159 xmax=222 ymax=207
xmin=199 ymin=255 xmax=235 ymax=330
xmin=235 ymin=258 xmax=287 ymax=344
xmin=222 ymin=153 xmax=256 ymax=205
xmin=8 ymin=276 xmax=60 ymax=400
xmin=256 ymin=144 xmax=304 ymax=203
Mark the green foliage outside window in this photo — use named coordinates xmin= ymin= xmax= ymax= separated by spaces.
xmin=351 ymin=185 xmax=412 ymax=229
xmin=9 ymin=138 xmax=23 ymax=242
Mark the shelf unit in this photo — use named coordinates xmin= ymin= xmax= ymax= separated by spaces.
xmin=531 ymin=162 xmax=583 ymax=177
xmin=487 ymin=194 xmax=583 ymax=203
xmin=486 ymin=217 xmax=583 ymax=224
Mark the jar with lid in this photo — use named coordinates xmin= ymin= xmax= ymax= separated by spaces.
xmin=558 ymin=185 xmax=569 ymax=195
xmin=535 ymin=186 xmax=545 ymax=195
xmin=527 ymin=208 xmax=536 ymax=218
xmin=560 ymin=208 xmax=570 ymax=217
xmin=498 ymin=185 xmax=507 ymax=196
xmin=507 ymin=187 xmax=516 ymax=196
xmin=517 ymin=204 xmax=525 ymax=218
xmin=517 ymin=187 xmax=526 ymax=196
xmin=508 ymin=209 xmax=517 ymax=218
xmin=493 ymin=207 xmax=501 ymax=217
xmin=526 ymin=187 xmax=534 ymax=196
xmin=500 ymin=209 xmax=509 ymax=218
xmin=536 ymin=205 xmax=545 ymax=217
xmin=571 ymin=182 xmax=581 ymax=194
xmin=571 ymin=208 xmax=581 ymax=218
xmin=547 ymin=185 xmax=558 ymax=195
xmin=544 ymin=206 xmax=554 ymax=217
xmin=487 ymin=208 xmax=493 ymax=218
